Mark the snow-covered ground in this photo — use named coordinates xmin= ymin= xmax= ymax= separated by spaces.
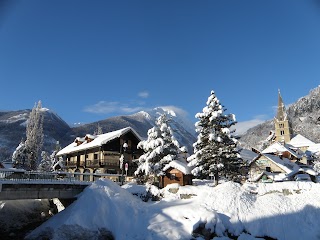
xmin=25 ymin=179 xmax=320 ymax=240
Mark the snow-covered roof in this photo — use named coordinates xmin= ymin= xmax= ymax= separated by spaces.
xmin=262 ymin=141 xmax=299 ymax=157
xmin=307 ymin=143 xmax=320 ymax=155
xmin=286 ymin=166 xmax=318 ymax=178
xmin=85 ymin=134 xmax=97 ymax=140
xmin=162 ymin=160 xmax=192 ymax=175
xmin=264 ymin=172 xmax=288 ymax=182
xmin=288 ymin=134 xmax=315 ymax=148
xmin=263 ymin=153 xmax=300 ymax=174
xmin=239 ymin=148 xmax=259 ymax=165
xmin=57 ymin=127 xmax=142 ymax=156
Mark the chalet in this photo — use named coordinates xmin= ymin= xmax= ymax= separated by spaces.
xmin=160 ymin=160 xmax=193 ymax=188
xmin=56 ymin=127 xmax=143 ymax=181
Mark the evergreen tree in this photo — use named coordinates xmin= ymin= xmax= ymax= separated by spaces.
xmin=38 ymin=151 xmax=52 ymax=171
xmin=25 ymin=100 xmax=44 ymax=170
xmin=93 ymin=123 xmax=103 ymax=135
xmin=188 ymin=90 xmax=242 ymax=185
xmin=12 ymin=101 xmax=44 ymax=170
xmin=135 ymin=114 xmax=183 ymax=182
xmin=12 ymin=140 xmax=27 ymax=169
xmin=311 ymin=151 xmax=320 ymax=174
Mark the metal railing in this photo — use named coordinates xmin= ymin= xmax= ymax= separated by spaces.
xmin=0 ymin=169 xmax=124 ymax=184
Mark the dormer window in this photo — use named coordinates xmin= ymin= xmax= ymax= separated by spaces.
xmin=74 ymin=137 xmax=85 ymax=146
xmin=85 ymin=134 xmax=97 ymax=143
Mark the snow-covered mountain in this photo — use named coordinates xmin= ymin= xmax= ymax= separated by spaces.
xmin=0 ymin=106 xmax=197 ymax=161
xmin=136 ymin=107 xmax=196 ymax=151
xmin=0 ymin=109 xmax=72 ymax=161
xmin=240 ymin=85 xmax=320 ymax=149
xmin=73 ymin=107 xmax=197 ymax=153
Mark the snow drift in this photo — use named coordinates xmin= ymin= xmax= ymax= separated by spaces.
xmin=26 ymin=179 xmax=320 ymax=240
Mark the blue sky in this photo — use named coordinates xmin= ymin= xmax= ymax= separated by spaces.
xmin=0 ymin=1 xmax=320 ymax=133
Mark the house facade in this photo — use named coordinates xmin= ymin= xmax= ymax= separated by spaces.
xmin=249 ymin=153 xmax=297 ymax=182
xmin=56 ymin=127 xmax=143 ymax=181
xmin=248 ymin=153 xmax=317 ymax=182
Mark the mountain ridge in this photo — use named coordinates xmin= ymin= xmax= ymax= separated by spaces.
xmin=0 ymin=107 xmax=196 ymax=161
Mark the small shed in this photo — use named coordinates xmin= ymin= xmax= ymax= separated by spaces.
xmin=160 ymin=160 xmax=193 ymax=188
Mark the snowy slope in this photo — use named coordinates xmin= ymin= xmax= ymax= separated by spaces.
xmin=26 ymin=179 xmax=320 ymax=240
xmin=141 ymin=106 xmax=196 ymax=137
xmin=0 ymin=109 xmax=72 ymax=161
xmin=74 ymin=107 xmax=197 ymax=153
xmin=135 ymin=107 xmax=197 ymax=152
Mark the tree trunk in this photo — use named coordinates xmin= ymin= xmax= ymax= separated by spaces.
xmin=214 ymin=172 xmax=219 ymax=186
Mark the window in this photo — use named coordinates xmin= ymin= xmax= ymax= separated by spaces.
xmin=280 ymin=130 xmax=285 ymax=135
xmin=170 ymin=173 xmax=176 ymax=180
xmin=266 ymin=167 xmax=271 ymax=172
xmin=279 ymin=123 xmax=284 ymax=128
xmin=94 ymin=153 xmax=98 ymax=160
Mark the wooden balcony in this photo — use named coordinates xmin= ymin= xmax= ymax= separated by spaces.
xmin=66 ymin=161 xmax=77 ymax=167
xmin=85 ymin=160 xmax=99 ymax=167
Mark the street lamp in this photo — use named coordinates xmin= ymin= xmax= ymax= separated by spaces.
xmin=123 ymin=142 xmax=128 ymax=152
xmin=119 ymin=154 xmax=124 ymax=185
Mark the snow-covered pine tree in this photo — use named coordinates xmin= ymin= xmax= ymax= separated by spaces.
xmin=135 ymin=113 xmax=183 ymax=183
xmin=156 ymin=114 xmax=182 ymax=170
xmin=188 ymin=90 xmax=242 ymax=186
xmin=93 ymin=123 xmax=103 ymax=135
xmin=12 ymin=101 xmax=44 ymax=170
xmin=12 ymin=140 xmax=27 ymax=169
xmin=38 ymin=151 xmax=52 ymax=171
xmin=310 ymin=151 xmax=320 ymax=174
xmin=25 ymin=100 xmax=44 ymax=170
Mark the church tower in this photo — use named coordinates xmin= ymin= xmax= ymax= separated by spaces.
xmin=274 ymin=90 xmax=291 ymax=143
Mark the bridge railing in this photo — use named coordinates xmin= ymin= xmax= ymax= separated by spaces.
xmin=0 ymin=169 xmax=126 ymax=184
xmin=0 ymin=169 xmax=80 ymax=183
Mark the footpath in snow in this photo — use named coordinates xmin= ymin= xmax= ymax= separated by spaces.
xmin=26 ymin=179 xmax=320 ymax=240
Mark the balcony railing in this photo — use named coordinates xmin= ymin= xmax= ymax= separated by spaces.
xmin=66 ymin=159 xmax=126 ymax=168
xmin=85 ymin=160 xmax=99 ymax=167
xmin=66 ymin=161 xmax=77 ymax=167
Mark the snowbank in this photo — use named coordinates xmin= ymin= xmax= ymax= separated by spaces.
xmin=26 ymin=179 xmax=320 ymax=240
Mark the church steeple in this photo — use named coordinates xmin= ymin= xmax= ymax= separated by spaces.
xmin=276 ymin=89 xmax=287 ymax=121
xmin=274 ymin=90 xmax=291 ymax=143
